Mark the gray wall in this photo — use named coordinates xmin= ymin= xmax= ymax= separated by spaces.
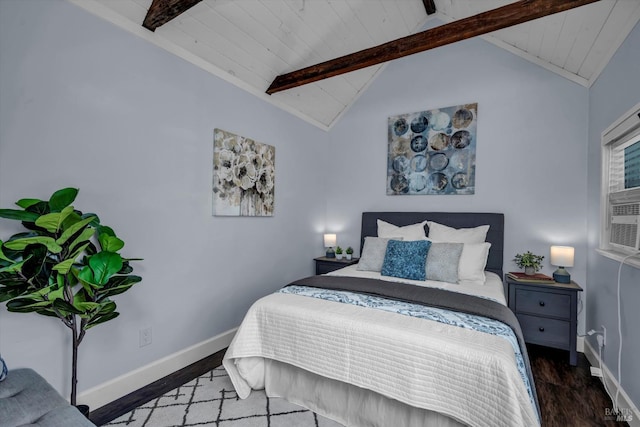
xmin=0 ymin=0 xmax=327 ymax=397
xmin=325 ymin=27 xmax=589 ymax=320
xmin=587 ymin=22 xmax=640 ymax=408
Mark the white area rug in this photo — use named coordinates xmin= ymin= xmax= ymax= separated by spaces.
xmin=105 ymin=366 xmax=344 ymax=427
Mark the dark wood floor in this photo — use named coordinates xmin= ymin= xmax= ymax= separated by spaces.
xmin=91 ymin=345 xmax=629 ymax=426
xmin=528 ymin=344 xmax=629 ymax=427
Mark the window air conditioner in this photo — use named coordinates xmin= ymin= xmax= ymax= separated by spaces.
xmin=610 ymin=203 xmax=640 ymax=251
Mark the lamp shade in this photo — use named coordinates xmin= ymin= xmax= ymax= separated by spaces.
xmin=550 ymin=246 xmax=574 ymax=267
xmin=324 ymin=233 xmax=337 ymax=247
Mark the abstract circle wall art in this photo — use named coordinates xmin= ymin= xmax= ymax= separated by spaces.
xmin=387 ymin=103 xmax=477 ymax=195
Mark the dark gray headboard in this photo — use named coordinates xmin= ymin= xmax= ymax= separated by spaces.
xmin=361 ymin=212 xmax=504 ymax=278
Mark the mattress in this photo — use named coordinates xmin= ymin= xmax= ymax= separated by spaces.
xmin=223 ymin=269 xmax=539 ymax=427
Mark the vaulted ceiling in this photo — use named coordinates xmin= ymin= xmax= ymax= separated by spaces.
xmin=70 ymin=0 xmax=640 ymax=130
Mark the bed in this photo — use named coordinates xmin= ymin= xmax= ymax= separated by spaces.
xmin=223 ymin=212 xmax=540 ymax=427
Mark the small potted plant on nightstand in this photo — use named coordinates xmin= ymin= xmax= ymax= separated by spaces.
xmin=335 ymin=246 xmax=343 ymax=260
xmin=345 ymin=246 xmax=354 ymax=260
xmin=514 ymin=251 xmax=544 ymax=275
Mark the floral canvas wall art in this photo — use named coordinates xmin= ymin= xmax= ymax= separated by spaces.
xmin=387 ymin=103 xmax=477 ymax=195
xmin=213 ymin=128 xmax=275 ymax=216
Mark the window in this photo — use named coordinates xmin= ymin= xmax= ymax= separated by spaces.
xmin=599 ymin=103 xmax=640 ymax=266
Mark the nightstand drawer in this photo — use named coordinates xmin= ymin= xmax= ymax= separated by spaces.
xmin=514 ymin=289 xmax=571 ymax=319
xmin=517 ymin=314 xmax=570 ymax=349
xmin=314 ymin=257 xmax=359 ymax=275
xmin=316 ymin=262 xmax=340 ymax=275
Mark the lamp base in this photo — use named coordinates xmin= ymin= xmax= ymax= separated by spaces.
xmin=553 ymin=267 xmax=571 ymax=284
xmin=325 ymin=248 xmax=335 ymax=258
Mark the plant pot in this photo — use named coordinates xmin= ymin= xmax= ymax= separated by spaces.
xmin=524 ymin=266 xmax=536 ymax=275
xmin=346 ymin=254 xmax=352 ymax=260
xmin=336 ymin=253 xmax=343 ymax=260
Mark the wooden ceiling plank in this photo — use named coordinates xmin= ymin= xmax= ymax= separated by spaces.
xmin=266 ymin=0 xmax=600 ymax=94
xmin=142 ymin=0 xmax=203 ymax=31
xmin=563 ymin=0 xmax=611 ymax=74
xmin=578 ymin=0 xmax=638 ymax=79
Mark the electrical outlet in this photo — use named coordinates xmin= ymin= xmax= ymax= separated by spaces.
xmin=139 ymin=327 xmax=152 ymax=347
xmin=601 ymin=325 xmax=606 ymax=346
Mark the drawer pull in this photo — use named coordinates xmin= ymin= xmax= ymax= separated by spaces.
xmin=539 ymin=301 xmax=545 ymax=307
xmin=539 ymin=327 xmax=545 ymax=332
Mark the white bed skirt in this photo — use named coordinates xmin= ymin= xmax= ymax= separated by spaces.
xmin=264 ymin=359 xmax=465 ymax=427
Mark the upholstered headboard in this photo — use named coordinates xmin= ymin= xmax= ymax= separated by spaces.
xmin=360 ymin=212 xmax=504 ymax=278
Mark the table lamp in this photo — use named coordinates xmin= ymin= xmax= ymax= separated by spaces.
xmin=324 ymin=234 xmax=337 ymax=258
xmin=550 ymin=246 xmax=574 ymax=283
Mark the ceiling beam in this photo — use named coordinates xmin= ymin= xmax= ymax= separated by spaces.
xmin=142 ymin=0 xmax=202 ymax=32
xmin=422 ymin=0 xmax=437 ymax=15
xmin=266 ymin=0 xmax=599 ymax=94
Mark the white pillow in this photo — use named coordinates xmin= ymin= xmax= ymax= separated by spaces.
xmin=427 ymin=221 xmax=489 ymax=243
xmin=377 ymin=219 xmax=427 ymax=241
xmin=457 ymin=242 xmax=491 ymax=285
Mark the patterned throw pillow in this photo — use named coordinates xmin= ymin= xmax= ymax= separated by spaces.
xmin=0 ymin=355 xmax=7 ymax=382
xmin=425 ymin=242 xmax=464 ymax=283
xmin=381 ymin=239 xmax=431 ymax=281
xmin=357 ymin=236 xmax=403 ymax=272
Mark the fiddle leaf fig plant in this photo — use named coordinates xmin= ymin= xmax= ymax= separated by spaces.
xmin=0 ymin=188 xmax=142 ymax=406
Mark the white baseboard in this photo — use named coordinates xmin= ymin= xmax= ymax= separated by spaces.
xmin=77 ymin=327 xmax=237 ymax=410
xmin=583 ymin=340 xmax=640 ymax=427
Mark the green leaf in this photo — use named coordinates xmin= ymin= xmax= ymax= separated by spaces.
xmin=118 ymin=261 xmax=133 ymax=274
xmin=68 ymin=228 xmax=96 ymax=254
xmin=35 ymin=205 xmax=74 ymax=233
xmin=97 ymin=275 xmax=142 ymax=298
xmin=98 ymin=300 xmax=117 ymax=314
xmin=53 ymin=298 xmax=84 ymax=315
xmin=21 ymin=244 xmax=47 ymax=279
xmin=69 ymin=242 xmax=90 ymax=260
xmin=89 ymin=252 xmax=123 ymax=285
xmin=0 ymin=258 xmax=29 ymax=274
xmin=0 ymin=272 xmax=26 ymax=287
xmin=97 ymin=225 xmax=115 ymax=237
xmin=98 ymin=234 xmax=124 ymax=252
xmin=49 ymin=188 xmax=79 ymax=212
xmin=0 ymin=209 xmax=40 ymax=222
xmin=0 ymin=242 xmax=15 ymax=262
xmin=25 ymin=201 xmax=50 ymax=216
xmin=104 ymin=275 xmax=142 ymax=289
xmin=6 ymin=298 xmax=51 ymax=313
xmin=56 ymin=215 xmax=96 ymax=246
xmin=0 ymin=284 xmax=31 ymax=302
xmin=52 ymin=258 xmax=76 ymax=274
xmin=16 ymin=198 xmax=42 ymax=209
xmin=17 ymin=284 xmax=60 ymax=301
xmin=86 ymin=311 xmax=119 ymax=329
xmin=74 ymin=301 xmax=100 ymax=311
xmin=77 ymin=265 xmax=96 ymax=287
xmin=4 ymin=237 xmax=62 ymax=253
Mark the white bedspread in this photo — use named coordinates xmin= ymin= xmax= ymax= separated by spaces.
xmin=223 ymin=280 xmax=539 ymax=427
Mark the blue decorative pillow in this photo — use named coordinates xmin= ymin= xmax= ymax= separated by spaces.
xmin=381 ymin=239 xmax=431 ymax=281
xmin=0 ymin=355 xmax=7 ymax=382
